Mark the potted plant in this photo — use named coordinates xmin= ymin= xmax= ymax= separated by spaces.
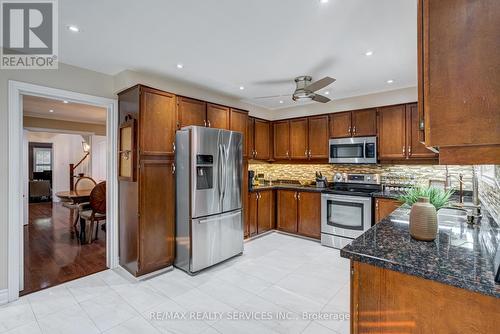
xmin=398 ymin=186 xmax=454 ymax=241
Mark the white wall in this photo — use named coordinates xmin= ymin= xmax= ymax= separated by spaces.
xmin=26 ymin=132 xmax=90 ymax=202
xmin=91 ymin=135 xmax=107 ymax=182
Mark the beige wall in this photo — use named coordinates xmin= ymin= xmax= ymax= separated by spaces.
xmin=0 ymin=63 xmax=115 ymax=290
xmin=23 ymin=116 xmax=106 ymax=136
xmin=269 ymin=86 xmax=417 ymax=120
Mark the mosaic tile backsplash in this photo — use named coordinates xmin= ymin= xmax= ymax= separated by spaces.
xmin=248 ymin=163 xmax=475 ymax=189
xmin=249 ymin=163 xmax=500 ymax=223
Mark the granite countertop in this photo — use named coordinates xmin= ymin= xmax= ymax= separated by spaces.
xmin=249 ymin=184 xmax=326 ymax=193
xmin=341 ymin=206 xmax=500 ymax=298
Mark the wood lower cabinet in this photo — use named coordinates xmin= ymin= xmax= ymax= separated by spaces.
xmin=177 ymin=96 xmax=206 ymax=128
xmin=247 ymin=190 xmax=275 ymax=237
xmin=375 ymin=197 xmax=403 ymax=224
xmin=297 ymin=192 xmax=321 ymax=239
xmin=207 ymin=103 xmax=229 ymax=129
xmin=418 ymin=0 xmax=500 ymax=161
xmin=277 ymin=190 xmax=321 ymax=239
xmin=290 ymin=118 xmax=308 ymax=159
xmin=308 ymin=115 xmax=329 ymax=158
xmin=118 ymin=85 xmax=176 ymax=277
xmin=277 ymin=190 xmax=298 ymax=233
xmin=138 ymin=159 xmax=175 ymax=274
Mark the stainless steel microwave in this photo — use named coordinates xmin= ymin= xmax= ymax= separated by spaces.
xmin=328 ymin=136 xmax=377 ymax=164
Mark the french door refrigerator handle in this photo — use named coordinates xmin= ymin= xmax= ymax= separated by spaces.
xmin=198 ymin=211 xmax=241 ymax=224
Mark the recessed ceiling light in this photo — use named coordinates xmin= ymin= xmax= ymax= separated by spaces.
xmin=62 ymin=100 xmax=69 ymax=104
xmin=365 ymin=50 xmax=374 ymax=56
xmin=176 ymin=63 xmax=184 ymax=69
xmin=324 ymin=91 xmax=330 ymax=95
xmin=279 ymin=100 xmax=284 ymax=104
xmin=67 ymin=25 xmax=80 ymax=32
xmin=387 ymin=79 xmax=394 ymax=84
xmin=239 ymin=86 xmax=245 ymax=90
xmin=49 ymin=109 xmax=54 ymax=113
xmin=320 ymin=0 xmax=329 ymax=3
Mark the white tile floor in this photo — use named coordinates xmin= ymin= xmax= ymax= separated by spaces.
xmin=0 ymin=232 xmax=351 ymax=334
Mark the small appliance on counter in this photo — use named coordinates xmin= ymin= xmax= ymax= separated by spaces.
xmin=315 ymin=171 xmax=328 ymax=188
xmin=248 ymin=170 xmax=255 ymax=190
xmin=321 ymin=173 xmax=382 ymax=249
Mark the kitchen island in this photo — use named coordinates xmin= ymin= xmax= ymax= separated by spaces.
xmin=341 ymin=206 xmax=500 ymax=334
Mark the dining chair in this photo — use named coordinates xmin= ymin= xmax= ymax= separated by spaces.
xmin=78 ymin=181 xmax=106 ymax=243
xmin=62 ymin=176 xmax=97 ymax=233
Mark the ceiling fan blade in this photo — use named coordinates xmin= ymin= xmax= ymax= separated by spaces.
xmin=252 ymin=94 xmax=287 ymax=100
xmin=305 ymin=76 xmax=336 ymax=92
xmin=312 ymin=94 xmax=331 ymax=103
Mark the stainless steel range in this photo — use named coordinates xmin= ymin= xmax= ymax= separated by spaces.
xmin=321 ymin=173 xmax=381 ymax=249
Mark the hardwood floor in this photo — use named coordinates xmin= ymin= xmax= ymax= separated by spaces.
xmin=21 ymin=202 xmax=107 ymax=296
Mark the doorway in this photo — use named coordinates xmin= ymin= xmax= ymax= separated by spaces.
xmin=7 ymin=81 xmax=118 ymax=302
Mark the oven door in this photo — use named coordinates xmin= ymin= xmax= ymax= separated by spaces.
xmin=321 ymin=194 xmax=372 ymax=239
xmin=328 ymin=137 xmax=377 ymax=164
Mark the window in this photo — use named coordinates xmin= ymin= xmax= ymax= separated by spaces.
xmin=33 ymin=147 xmax=52 ymax=172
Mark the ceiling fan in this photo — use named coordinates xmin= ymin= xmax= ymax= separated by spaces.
xmin=254 ymin=76 xmax=336 ymax=103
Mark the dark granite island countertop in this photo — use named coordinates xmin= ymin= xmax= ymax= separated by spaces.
xmin=341 ymin=206 xmax=500 ymax=298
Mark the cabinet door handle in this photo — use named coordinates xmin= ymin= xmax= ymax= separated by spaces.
xmin=171 ymin=163 xmax=176 ymax=174
xmin=286 ymin=151 xmax=289 ymax=158
xmin=207 ymin=120 xmax=211 ymax=127
xmin=353 ymin=126 xmax=356 ymax=135
xmin=172 ymin=142 xmax=176 ymax=153
xmin=297 ymin=193 xmax=301 ymax=200
xmin=408 ymin=146 xmax=412 ymax=156
xmin=308 ymin=149 xmax=312 ymax=158
xmin=402 ymin=146 xmax=406 ymax=156
xmin=348 ymin=126 xmax=351 ymax=135
xmin=294 ymin=192 xmax=297 ymax=200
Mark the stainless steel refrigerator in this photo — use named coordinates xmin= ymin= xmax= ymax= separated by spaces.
xmin=175 ymin=126 xmax=243 ymax=274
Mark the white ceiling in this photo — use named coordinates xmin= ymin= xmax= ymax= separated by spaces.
xmin=59 ymin=0 xmax=417 ymax=110
xmin=23 ymin=95 xmax=107 ymax=124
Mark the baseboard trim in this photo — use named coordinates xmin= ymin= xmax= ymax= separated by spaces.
xmin=0 ymin=289 xmax=8 ymax=305
xmin=115 ymin=265 xmax=174 ymax=282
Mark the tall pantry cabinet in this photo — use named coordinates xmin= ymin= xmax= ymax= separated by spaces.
xmin=118 ymin=85 xmax=176 ymax=277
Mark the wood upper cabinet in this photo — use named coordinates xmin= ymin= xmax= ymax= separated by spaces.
xmin=229 ymin=108 xmax=248 ymax=158
xmin=418 ymin=0 xmax=500 ymax=163
xmin=290 ymin=118 xmax=308 ymax=159
xmin=297 ymin=192 xmax=321 ymax=239
xmin=330 ymin=109 xmax=376 ymax=138
xmin=257 ymin=190 xmax=275 ymax=234
xmin=247 ymin=117 xmax=255 ymax=159
xmin=351 ymin=109 xmax=377 ymax=137
xmin=277 ymin=190 xmax=298 ymax=233
xmin=379 ymin=103 xmax=438 ymax=161
xmin=140 ymin=87 xmax=176 ymax=155
xmin=378 ymin=105 xmax=407 ymax=160
xmin=406 ymin=103 xmax=438 ymax=159
xmin=330 ymin=112 xmax=352 ymax=138
xmin=207 ymin=103 xmax=229 ymax=129
xmin=375 ymin=198 xmax=403 ymax=224
xmin=274 ymin=120 xmax=290 ymax=160
xmin=177 ymin=97 xmax=206 ymax=128
xmin=253 ymin=119 xmax=271 ymax=160
xmin=308 ymin=115 xmax=329 ymax=158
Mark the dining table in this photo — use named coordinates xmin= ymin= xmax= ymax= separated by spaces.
xmin=56 ymin=189 xmax=92 ymax=241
